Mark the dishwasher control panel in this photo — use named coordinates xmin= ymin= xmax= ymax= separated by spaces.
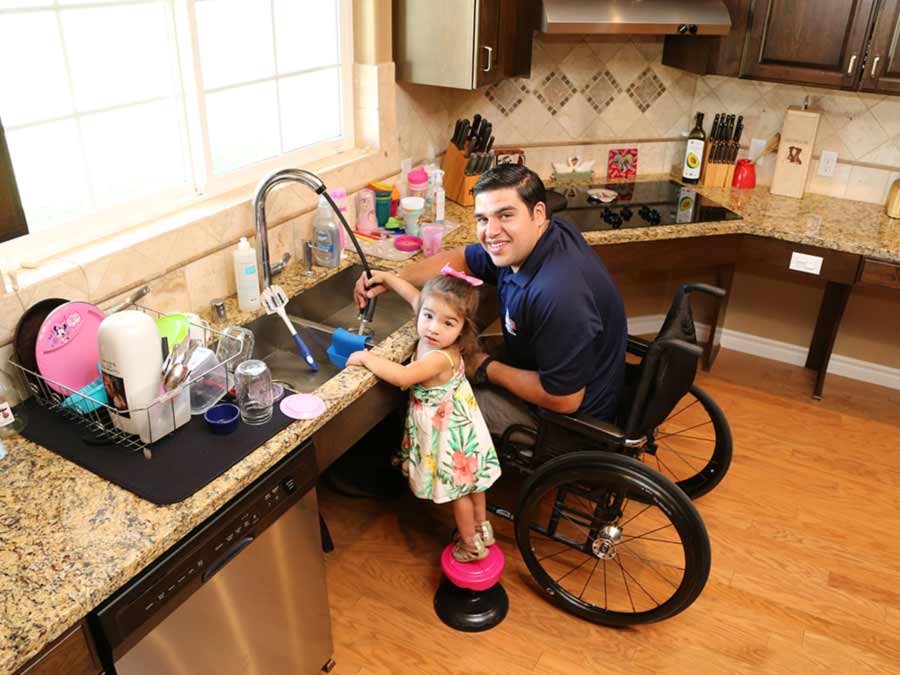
xmin=95 ymin=442 xmax=317 ymax=656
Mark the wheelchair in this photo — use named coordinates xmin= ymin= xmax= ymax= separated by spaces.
xmin=487 ymin=283 xmax=732 ymax=626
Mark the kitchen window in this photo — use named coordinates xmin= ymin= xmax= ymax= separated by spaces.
xmin=0 ymin=0 xmax=354 ymax=262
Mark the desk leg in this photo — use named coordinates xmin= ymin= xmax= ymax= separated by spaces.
xmin=702 ymin=265 xmax=734 ymax=371
xmin=805 ymin=281 xmax=852 ymax=400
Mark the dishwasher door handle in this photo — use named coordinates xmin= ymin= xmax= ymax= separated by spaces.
xmin=202 ymin=535 xmax=255 ymax=582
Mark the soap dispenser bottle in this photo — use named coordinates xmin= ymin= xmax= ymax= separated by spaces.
xmin=233 ymin=237 xmax=261 ymax=311
xmin=312 ymin=196 xmax=341 ymax=267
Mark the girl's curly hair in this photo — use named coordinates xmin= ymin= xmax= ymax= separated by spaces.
xmin=416 ymin=274 xmax=481 ymax=355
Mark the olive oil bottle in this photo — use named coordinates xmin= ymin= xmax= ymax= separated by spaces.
xmin=682 ymin=112 xmax=706 ymax=184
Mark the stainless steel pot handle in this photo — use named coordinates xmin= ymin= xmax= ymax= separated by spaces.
xmin=483 ymin=45 xmax=493 ymax=72
xmin=871 ymin=56 xmax=881 ymax=78
xmin=847 ymin=54 xmax=857 ymax=76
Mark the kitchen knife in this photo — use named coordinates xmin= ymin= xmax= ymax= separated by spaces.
xmin=458 ymin=119 xmax=470 ymax=150
xmin=451 ymin=119 xmax=463 ymax=148
xmin=464 ymin=153 xmax=477 ymax=175
xmin=484 ymin=136 xmax=494 ymax=154
xmin=710 ymin=113 xmax=721 ymax=143
xmin=468 ymin=114 xmax=482 ymax=144
xmin=730 ymin=116 xmax=744 ymax=162
xmin=475 ymin=121 xmax=492 ymax=152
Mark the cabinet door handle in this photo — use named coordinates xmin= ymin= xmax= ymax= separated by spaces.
xmin=482 ymin=45 xmax=493 ymax=72
xmin=847 ymin=54 xmax=857 ymax=76
xmin=871 ymin=56 xmax=881 ymax=78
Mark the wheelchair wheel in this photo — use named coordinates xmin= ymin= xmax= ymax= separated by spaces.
xmin=515 ymin=451 xmax=710 ymax=626
xmin=641 ymin=384 xmax=732 ymax=500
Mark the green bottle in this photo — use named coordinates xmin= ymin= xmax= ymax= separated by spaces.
xmin=682 ymin=112 xmax=706 ymax=184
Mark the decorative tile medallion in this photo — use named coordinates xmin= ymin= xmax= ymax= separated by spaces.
xmin=484 ymin=79 xmax=529 ymax=116
xmin=581 ymin=70 xmax=622 ymax=113
xmin=626 ymin=67 xmax=666 ymax=112
xmin=533 ymin=70 xmax=578 ymax=115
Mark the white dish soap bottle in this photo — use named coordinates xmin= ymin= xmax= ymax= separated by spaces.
xmin=233 ymin=237 xmax=261 ymax=310
xmin=312 ymin=196 xmax=341 ymax=268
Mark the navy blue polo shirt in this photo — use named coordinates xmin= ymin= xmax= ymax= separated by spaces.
xmin=465 ymin=216 xmax=627 ymax=421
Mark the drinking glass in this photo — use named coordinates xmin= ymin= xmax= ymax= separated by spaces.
xmin=234 ymin=359 xmax=274 ymax=425
xmin=421 ymin=223 xmax=445 ymax=257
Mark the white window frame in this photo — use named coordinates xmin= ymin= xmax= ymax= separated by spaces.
xmin=0 ymin=0 xmax=355 ymax=268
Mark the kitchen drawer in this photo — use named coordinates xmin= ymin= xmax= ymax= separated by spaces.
xmin=738 ymin=236 xmax=861 ymax=284
xmin=595 ymin=235 xmax=741 ymax=275
xmin=859 ymin=257 xmax=900 ymax=290
xmin=17 ymin=621 xmax=101 ymax=675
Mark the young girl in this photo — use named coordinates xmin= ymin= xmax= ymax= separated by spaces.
xmin=347 ymin=265 xmax=501 ymax=562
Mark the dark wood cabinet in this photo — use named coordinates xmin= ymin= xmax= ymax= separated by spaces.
xmin=860 ymin=0 xmax=900 ymax=93
xmin=475 ymin=0 xmax=503 ymax=88
xmin=663 ymin=0 xmax=900 ymax=95
xmin=741 ymin=0 xmax=877 ymax=88
xmin=16 ymin=621 xmax=102 ymax=675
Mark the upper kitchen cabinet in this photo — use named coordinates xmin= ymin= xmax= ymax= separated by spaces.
xmin=393 ymin=0 xmax=538 ymax=89
xmin=860 ymin=0 xmax=900 ymax=94
xmin=741 ymin=0 xmax=877 ymax=88
xmin=662 ymin=0 xmax=750 ymax=77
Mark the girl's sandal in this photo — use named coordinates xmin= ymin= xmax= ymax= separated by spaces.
xmin=478 ymin=520 xmax=495 ymax=546
xmin=452 ymin=533 xmax=488 ymax=562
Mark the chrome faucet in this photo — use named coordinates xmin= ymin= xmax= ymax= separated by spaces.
xmin=252 ymin=168 xmax=378 ymax=330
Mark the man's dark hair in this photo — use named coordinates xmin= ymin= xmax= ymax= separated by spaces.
xmin=471 ymin=163 xmax=546 ymax=215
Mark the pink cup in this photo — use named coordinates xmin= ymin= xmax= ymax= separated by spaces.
xmin=421 ymin=223 xmax=445 ymax=257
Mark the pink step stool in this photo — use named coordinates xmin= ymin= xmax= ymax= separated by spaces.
xmin=433 ymin=543 xmax=508 ymax=631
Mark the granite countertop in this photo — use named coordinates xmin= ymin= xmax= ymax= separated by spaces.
xmin=1 ymin=174 xmax=898 ymax=673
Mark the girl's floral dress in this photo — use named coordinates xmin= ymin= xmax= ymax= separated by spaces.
xmin=400 ymin=351 xmax=500 ymax=504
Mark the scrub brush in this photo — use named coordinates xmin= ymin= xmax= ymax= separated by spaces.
xmin=261 ymin=285 xmax=318 ymax=371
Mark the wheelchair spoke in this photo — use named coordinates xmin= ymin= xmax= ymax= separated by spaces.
xmin=579 ymin=558 xmax=602 ymax=600
xmin=615 ymin=555 xmax=637 ymax=612
xmin=659 ymin=440 xmax=703 ymax=474
xmin=618 ymin=522 xmax=678 ymax=545
xmin=656 ymin=418 xmax=714 ymax=441
xmin=659 ymin=439 xmax=710 ymax=463
xmin=538 ymin=544 xmax=582 ymax=562
xmin=555 ymin=550 xmax=594 ymax=584
xmin=618 ymin=502 xmax=654 ymax=528
xmin=663 ymin=396 xmax=701 ymax=423
xmin=616 ymin=555 xmax=661 ymax=608
xmin=617 ymin=545 xmax=683 ymax=589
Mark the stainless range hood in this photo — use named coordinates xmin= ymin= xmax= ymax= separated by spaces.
xmin=541 ymin=0 xmax=732 ymax=35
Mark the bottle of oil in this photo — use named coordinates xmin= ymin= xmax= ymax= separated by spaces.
xmin=682 ymin=112 xmax=706 ymax=184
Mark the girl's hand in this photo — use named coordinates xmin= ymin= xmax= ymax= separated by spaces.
xmin=346 ymin=350 xmax=368 ymax=367
xmin=354 ymin=270 xmax=392 ymax=308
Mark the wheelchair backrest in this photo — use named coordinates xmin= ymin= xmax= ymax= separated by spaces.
xmin=622 ymin=285 xmax=700 ymax=438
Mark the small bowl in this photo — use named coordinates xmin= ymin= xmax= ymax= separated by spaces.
xmin=204 ymin=403 xmax=240 ymax=435
xmin=394 ymin=235 xmax=422 ymax=252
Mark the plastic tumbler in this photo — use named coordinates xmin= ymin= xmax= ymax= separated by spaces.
xmin=421 ymin=223 xmax=445 ymax=257
xmin=235 ymin=359 xmax=274 ymax=425
xmin=400 ymin=196 xmax=425 ymax=237
xmin=357 ymin=188 xmax=377 ymax=234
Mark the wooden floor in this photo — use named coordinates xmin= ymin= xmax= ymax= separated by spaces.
xmin=319 ymin=349 xmax=900 ymax=674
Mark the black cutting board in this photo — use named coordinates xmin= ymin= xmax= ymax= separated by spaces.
xmin=16 ymin=398 xmax=299 ymax=505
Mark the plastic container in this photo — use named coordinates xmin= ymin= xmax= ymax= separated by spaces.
xmin=186 ymin=347 xmax=227 ymax=415
xmin=233 ymin=238 xmax=260 ymax=312
xmin=400 ymin=196 xmax=425 ymax=237
xmin=215 ymin=325 xmax=255 ymax=374
xmin=421 ymin=223 xmax=446 ymax=257
xmin=312 ymin=196 xmax=342 ymax=267
xmin=357 ymin=188 xmax=377 ymax=234
xmin=433 ymin=170 xmax=446 ymax=223
xmin=369 ymin=182 xmax=392 ymax=227
xmin=204 ymin=403 xmax=240 ymax=435
xmin=329 ymin=187 xmax=351 ymax=248
xmin=98 ymin=310 xmax=164 ymax=442
xmin=407 ymin=166 xmax=428 ymax=200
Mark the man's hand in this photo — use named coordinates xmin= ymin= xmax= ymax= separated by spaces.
xmin=353 ymin=270 xmax=390 ymax=309
xmin=465 ymin=350 xmax=490 ymax=380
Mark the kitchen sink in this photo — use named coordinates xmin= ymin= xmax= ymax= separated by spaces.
xmin=242 ymin=264 xmax=413 ymax=392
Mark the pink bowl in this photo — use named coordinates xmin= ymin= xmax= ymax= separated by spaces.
xmin=279 ymin=393 xmax=326 ymax=420
xmin=440 ymin=543 xmax=505 ymax=591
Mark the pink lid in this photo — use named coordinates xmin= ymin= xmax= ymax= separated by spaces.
xmin=279 ymin=393 xmax=326 ymax=420
xmin=407 ymin=167 xmax=428 ymax=186
xmin=394 ymin=235 xmax=422 ymax=252
xmin=441 ymin=543 xmax=505 ymax=590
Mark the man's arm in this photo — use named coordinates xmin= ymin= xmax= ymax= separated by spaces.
xmin=354 ymin=247 xmax=470 ymax=308
xmin=469 ymin=355 xmax=585 ymax=414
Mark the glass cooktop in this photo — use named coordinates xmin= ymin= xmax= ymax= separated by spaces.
xmin=549 ymin=180 xmax=742 ymax=231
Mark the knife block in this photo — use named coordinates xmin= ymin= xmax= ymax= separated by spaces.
xmin=442 ymin=143 xmax=480 ymax=206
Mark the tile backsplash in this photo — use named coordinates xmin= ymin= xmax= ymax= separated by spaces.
xmin=399 ymin=34 xmax=900 ymax=205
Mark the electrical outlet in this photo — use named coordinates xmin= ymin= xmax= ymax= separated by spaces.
xmin=818 ymin=150 xmax=838 ymax=177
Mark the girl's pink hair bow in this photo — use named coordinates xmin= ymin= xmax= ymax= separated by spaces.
xmin=440 ymin=263 xmax=484 ymax=287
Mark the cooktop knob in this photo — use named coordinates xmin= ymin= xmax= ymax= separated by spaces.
xmin=621 ymin=207 xmax=633 ymax=221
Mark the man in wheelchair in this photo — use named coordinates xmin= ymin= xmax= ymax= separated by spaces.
xmin=355 ymin=163 xmax=628 ymax=437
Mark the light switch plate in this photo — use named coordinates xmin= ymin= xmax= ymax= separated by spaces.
xmin=748 ymin=138 xmax=767 ymax=161
xmin=818 ymin=150 xmax=838 ymax=177
xmin=789 ymin=251 xmax=823 ymax=275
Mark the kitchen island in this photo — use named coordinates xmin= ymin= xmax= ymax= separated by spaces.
xmin=2 ymin=174 xmax=899 ymax=673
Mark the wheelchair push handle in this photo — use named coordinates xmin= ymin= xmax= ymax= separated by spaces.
xmin=683 ymin=283 xmax=726 ymax=299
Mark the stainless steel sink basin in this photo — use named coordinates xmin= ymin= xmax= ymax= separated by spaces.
xmin=242 ymin=265 xmax=413 ymax=393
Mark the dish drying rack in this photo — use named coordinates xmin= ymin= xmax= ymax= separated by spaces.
xmin=7 ymin=305 xmax=245 ymax=458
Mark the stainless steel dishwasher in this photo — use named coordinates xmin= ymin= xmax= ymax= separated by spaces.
xmin=93 ymin=442 xmax=335 ymax=674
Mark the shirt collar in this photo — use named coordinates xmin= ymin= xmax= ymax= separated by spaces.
xmin=505 ymin=218 xmax=558 ymax=288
